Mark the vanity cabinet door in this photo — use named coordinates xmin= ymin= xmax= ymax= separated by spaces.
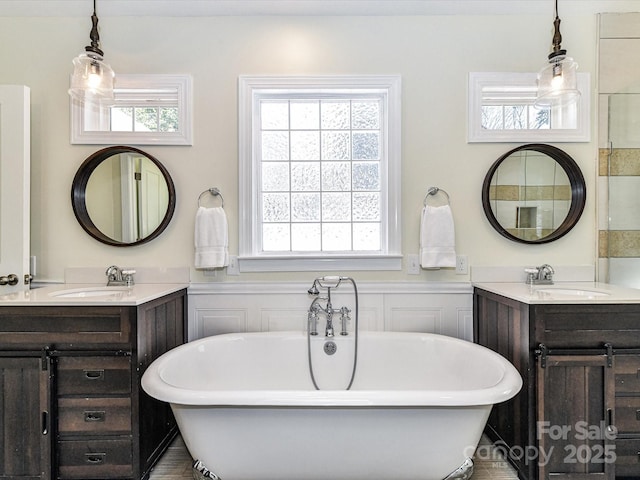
xmin=537 ymin=353 xmax=615 ymax=480
xmin=474 ymin=289 xmax=533 ymax=480
xmin=0 ymin=354 xmax=52 ymax=480
xmin=136 ymin=292 xmax=186 ymax=476
xmin=614 ymin=354 xmax=640 ymax=479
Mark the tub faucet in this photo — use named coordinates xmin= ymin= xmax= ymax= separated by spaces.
xmin=525 ymin=264 xmax=554 ymax=285
xmin=307 ymin=276 xmax=354 ymax=338
xmin=309 ymin=296 xmax=336 ymax=338
xmin=106 ymin=265 xmax=136 ymax=287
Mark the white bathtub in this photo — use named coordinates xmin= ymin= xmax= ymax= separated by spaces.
xmin=142 ymin=331 xmax=521 ymax=480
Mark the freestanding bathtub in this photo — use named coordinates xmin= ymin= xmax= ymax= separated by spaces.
xmin=142 ymin=331 xmax=521 ymax=480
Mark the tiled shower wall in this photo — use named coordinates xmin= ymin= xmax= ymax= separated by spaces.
xmin=598 ymin=13 xmax=640 ymax=287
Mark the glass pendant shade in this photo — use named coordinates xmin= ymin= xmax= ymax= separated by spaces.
xmin=68 ymin=0 xmax=114 ymax=106
xmin=69 ymin=50 xmax=115 ymax=105
xmin=534 ymin=52 xmax=580 ymax=109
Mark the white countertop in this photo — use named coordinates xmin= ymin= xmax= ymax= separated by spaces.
xmin=473 ymin=281 xmax=640 ymax=304
xmin=0 ymin=283 xmax=188 ymax=306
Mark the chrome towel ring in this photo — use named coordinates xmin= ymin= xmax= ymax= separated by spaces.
xmin=423 ymin=187 xmax=450 ymax=206
xmin=198 ymin=187 xmax=224 ymax=208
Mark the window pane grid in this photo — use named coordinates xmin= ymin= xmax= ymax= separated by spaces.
xmin=481 ymin=104 xmax=552 ymax=131
xmin=259 ymin=97 xmax=382 ymax=253
xmin=110 ymin=106 xmax=179 ymax=133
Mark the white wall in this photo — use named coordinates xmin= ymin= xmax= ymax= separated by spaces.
xmin=0 ymin=6 xmax=631 ymax=284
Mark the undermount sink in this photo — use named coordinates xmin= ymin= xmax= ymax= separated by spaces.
xmin=535 ymin=288 xmax=610 ymax=298
xmin=48 ymin=287 xmax=131 ymax=298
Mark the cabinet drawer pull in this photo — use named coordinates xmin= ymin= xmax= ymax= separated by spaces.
xmin=84 ymin=410 xmax=106 ymax=422
xmin=42 ymin=411 xmax=48 ymax=435
xmin=83 ymin=369 xmax=105 ymax=380
xmin=84 ymin=453 xmax=106 ymax=464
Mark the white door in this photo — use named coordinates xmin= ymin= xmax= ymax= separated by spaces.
xmin=0 ymin=85 xmax=30 ymax=292
xmin=139 ymin=157 xmax=167 ymax=238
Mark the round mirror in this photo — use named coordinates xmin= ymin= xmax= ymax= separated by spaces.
xmin=481 ymin=143 xmax=586 ymax=244
xmin=72 ymin=146 xmax=176 ymax=246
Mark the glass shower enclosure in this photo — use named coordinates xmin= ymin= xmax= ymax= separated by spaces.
xmin=605 ymin=91 xmax=640 ymax=288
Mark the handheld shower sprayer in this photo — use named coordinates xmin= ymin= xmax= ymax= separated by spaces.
xmin=307 ymin=276 xmax=347 ymax=295
xmin=307 ymin=280 xmax=320 ymax=296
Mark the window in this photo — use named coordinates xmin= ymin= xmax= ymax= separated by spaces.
xmin=70 ymin=74 xmax=192 ymax=145
xmin=468 ymin=72 xmax=590 ymax=142
xmin=238 ymin=75 xmax=402 ymax=272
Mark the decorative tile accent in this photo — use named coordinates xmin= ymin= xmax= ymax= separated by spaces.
xmin=489 ymin=185 xmax=519 ymax=201
xmin=489 ymin=185 xmax=570 ymax=201
xmin=602 ymin=148 xmax=640 ymax=176
xmin=599 ymin=148 xmax=609 ymax=176
xmin=602 ymin=230 xmax=640 ymax=257
xmin=599 ymin=230 xmax=609 ymax=258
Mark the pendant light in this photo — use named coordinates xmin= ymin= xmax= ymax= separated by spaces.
xmin=68 ymin=0 xmax=115 ymax=105
xmin=534 ymin=0 xmax=580 ymax=109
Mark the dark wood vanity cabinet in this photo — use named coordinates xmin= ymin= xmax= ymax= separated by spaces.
xmin=474 ymin=287 xmax=640 ymax=480
xmin=0 ymin=289 xmax=187 ymax=480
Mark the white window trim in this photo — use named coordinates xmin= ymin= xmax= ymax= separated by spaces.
xmin=70 ymin=74 xmax=193 ymax=145
xmin=467 ymin=72 xmax=590 ymax=143
xmin=238 ymin=75 xmax=402 ymax=272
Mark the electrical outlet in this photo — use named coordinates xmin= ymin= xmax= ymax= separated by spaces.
xmin=227 ymin=256 xmax=239 ymax=276
xmin=407 ymin=254 xmax=420 ymax=275
xmin=455 ymin=255 xmax=468 ymax=275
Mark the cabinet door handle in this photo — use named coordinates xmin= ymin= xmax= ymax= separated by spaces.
xmin=84 ymin=453 xmax=106 ymax=464
xmin=0 ymin=274 xmax=19 ymax=286
xmin=607 ymin=408 xmax=615 ymax=433
xmin=83 ymin=369 xmax=105 ymax=380
xmin=42 ymin=411 xmax=49 ymax=435
xmin=84 ymin=410 xmax=106 ymax=422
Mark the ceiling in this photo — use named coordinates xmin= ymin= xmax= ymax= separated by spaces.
xmin=0 ymin=0 xmax=634 ymax=17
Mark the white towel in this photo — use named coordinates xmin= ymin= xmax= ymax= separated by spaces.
xmin=194 ymin=206 xmax=229 ymax=269
xmin=419 ymin=204 xmax=457 ymax=269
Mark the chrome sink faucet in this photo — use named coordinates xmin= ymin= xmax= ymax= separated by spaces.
xmin=106 ymin=265 xmax=136 ymax=287
xmin=525 ymin=264 xmax=555 ymax=285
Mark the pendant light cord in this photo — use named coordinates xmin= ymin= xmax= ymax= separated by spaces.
xmin=87 ymin=0 xmax=104 ymax=55
xmin=549 ymin=0 xmax=565 ymax=59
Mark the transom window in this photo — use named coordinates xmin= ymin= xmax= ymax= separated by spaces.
xmin=467 ymin=72 xmax=590 ymax=142
xmin=238 ymin=76 xmax=402 ymax=272
xmin=70 ymin=74 xmax=192 ymax=145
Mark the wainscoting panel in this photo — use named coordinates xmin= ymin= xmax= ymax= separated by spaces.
xmin=385 ymin=306 xmax=443 ymax=333
xmin=188 ymin=282 xmax=473 ymax=342
xmin=199 ymin=309 xmax=249 ymax=337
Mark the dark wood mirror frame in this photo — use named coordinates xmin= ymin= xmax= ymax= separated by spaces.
xmin=72 ymin=146 xmax=176 ymax=247
xmin=481 ymin=143 xmax=586 ymax=244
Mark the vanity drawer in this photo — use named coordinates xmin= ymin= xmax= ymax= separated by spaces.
xmin=0 ymin=306 xmax=132 ymax=349
xmin=58 ymin=397 xmax=131 ymax=434
xmin=616 ymin=355 xmax=640 ymax=395
xmin=57 ymin=438 xmax=133 ymax=479
xmin=57 ymin=356 xmax=131 ymax=395
xmin=614 ymin=438 xmax=640 ymax=478
xmin=615 ymin=397 xmax=640 ymax=434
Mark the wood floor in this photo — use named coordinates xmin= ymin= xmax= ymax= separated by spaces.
xmin=148 ymin=434 xmax=519 ymax=480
